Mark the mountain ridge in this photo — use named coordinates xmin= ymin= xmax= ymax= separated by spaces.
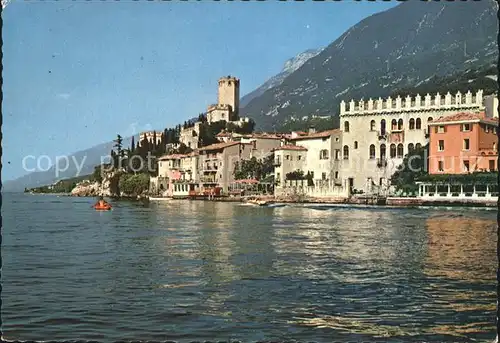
xmin=240 ymin=48 xmax=323 ymax=107
xmin=240 ymin=0 xmax=498 ymax=130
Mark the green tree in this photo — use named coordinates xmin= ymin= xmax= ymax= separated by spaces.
xmin=391 ymin=144 xmax=429 ymax=192
xmin=118 ymin=173 xmax=150 ymax=196
xmin=130 ymin=136 xmax=135 ymax=153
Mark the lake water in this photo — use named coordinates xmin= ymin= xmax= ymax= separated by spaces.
xmin=2 ymin=193 xmax=497 ymax=342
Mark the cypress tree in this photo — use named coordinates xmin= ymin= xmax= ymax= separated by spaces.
xmin=130 ymin=136 xmax=135 ymax=153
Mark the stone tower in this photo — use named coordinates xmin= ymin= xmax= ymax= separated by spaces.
xmin=218 ymin=75 xmax=240 ymax=118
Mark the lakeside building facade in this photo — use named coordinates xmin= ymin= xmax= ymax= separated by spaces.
xmin=339 ymin=90 xmax=486 ymax=194
xmin=198 ymin=141 xmax=253 ymax=193
xmin=151 ymin=150 xmax=200 ymax=197
xmin=428 ymin=111 xmax=498 ymax=174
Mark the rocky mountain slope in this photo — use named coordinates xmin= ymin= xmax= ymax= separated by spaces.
xmin=3 ymin=136 xmax=136 ymax=192
xmin=241 ymin=0 xmax=499 ymax=131
xmin=240 ymin=48 xmax=323 ymax=107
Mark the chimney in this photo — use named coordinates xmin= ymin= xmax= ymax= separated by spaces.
xmin=308 ymin=126 xmax=316 ymax=134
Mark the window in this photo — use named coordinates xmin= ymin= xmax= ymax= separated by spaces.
xmin=335 ymin=150 xmax=341 ymax=160
xmin=343 ymin=145 xmax=349 ymax=160
xmin=370 ymin=120 xmax=376 ymax=131
xmin=437 ymin=126 xmax=445 ymax=133
xmin=276 ymin=172 xmax=280 ymax=180
xmin=397 ymin=143 xmax=404 ymax=158
xmin=463 ymin=160 xmax=470 ymax=172
xmin=322 ymin=172 xmax=327 ymax=180
xmin=344 ymin=121 xmax=350 ymax=132
xmin=462 ymin=123 xmax=471 ymax=132
xmin=369 ymin=144 xmax=376 ymax=159
xmin=438 ymin=140 xmax=444 ymax=151
xmin=427 ymin=117 xmax=433 ymax=123
xmin=397 ymin=119 xmax=403 ymax=130
xmin=391 ymin=119 xmax=397 ymax=130
xmin=485 ymin=125 xmax=490 ymax=133
xmin=416 ymin=118 xmax=422 ymax=130
xmin=319 ymin=149 xmax=329 ymax=160
xmin=354 ymin=141 xmax=358 ymax=149
xmin=438 ymin=161 xmax=444 ymax=172
xmin=408 ymin=143 xmax=414 ymax=153
xmin=335 ymin=137 xmax=339 ymax=142
xmin=409 ymin=118 xmax=415 ymax=130
xmin=286 ymin=155 xmax=290 ymax=160
xmin=380 ymin=119 xmax=386 ymax=135
xmin=390 ymin=144 xmax=396 ymax=158
xmin=380 ymin=144 xmax=386 ymax=159
xmin=489 ymin=160 xmax=495 ymax=172
xmin=298 ymin=155 xmax=302 ymax=160
xmin=463 ymin=139 xmax=470 ymax=150
xmin=335 ymin=171 xmax=339 ymax=179
xmin=415 ymin=143 xmax=422 ymax=150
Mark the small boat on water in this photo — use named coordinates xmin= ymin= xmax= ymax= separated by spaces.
xmin=245 ymin=199 xmax=286 ymax=208
xmin=148 ymin=196 xmax=174 ymax=201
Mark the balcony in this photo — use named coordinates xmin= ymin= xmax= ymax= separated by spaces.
xmin=202 ymin=164 xmax=218 ymax=171
xmin=377 ymin=158 xmax=388 ymax=168
xmin=273 ymin=160 xmax=281 ymax=167
xmin=378 ymin=132 xmax=387 ymax=141
xmin=201 ymin=176 xmax=217 ymax=183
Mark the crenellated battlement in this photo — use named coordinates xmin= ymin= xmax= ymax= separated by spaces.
xmin=340 ymin=90 xmax=484 ymax=116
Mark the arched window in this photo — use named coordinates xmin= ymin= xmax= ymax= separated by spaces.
xmin=369 ymin=144 xmax=376 ymax=159
xmin=408 ymin=143 xmax=414 ymax=153
xmin=391 ymin=119 xmax=397 ymax=130
xmin=390 ymin=144 xmax=396 ymax=158
xmin=370 ymin=120 xmax=376 ymax=131
xmin=415 ymin=143 xmax=422 ymax=150
xmin=344 ymin=121 xmax=350 ymax=132
xmin=409 ymin=118 xmax=415 ymax=130
xmin=397 ymin=119 xmax=403 ymax=130
xmin=354 ymin=141 xmax=358 ymax=149
xmin=380 ymin=119 xmax=386 ymax=135
xmin=343 ymin=145 xmax=349 ymax=160
xmin=416 ymin=118 xmax=422 ymax=130
xmin=427 ymin=117 xmax=433 ymax=134
xmin=380 ymin=144 xmax=386 ymax=159
xmin=397 ymin=143 xmax=404 ymax=158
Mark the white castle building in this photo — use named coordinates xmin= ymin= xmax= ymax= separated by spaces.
xmin=339 ymin=90 xmax=487 ymax=194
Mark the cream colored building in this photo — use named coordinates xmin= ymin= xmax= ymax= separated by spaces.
xmin=197 ymin=141 xmax=252 ymax=192
xmin=339 ymin=90 xmax=486 ymax=194
xmin=150 ymin=151 xmax=200 ymax=197
xmin=273 ymin=145 xmax=308 ymax=187
xmin=139 ymin=131 xmax=162 ymax=147
xmin=179 ymin=122 xmax=201 ymax=149
xmin=287 ymin=129 xmax=343 ymax=184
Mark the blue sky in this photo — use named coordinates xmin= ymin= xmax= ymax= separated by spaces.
xmin=2 ymin=0 xmax=397 ymax=181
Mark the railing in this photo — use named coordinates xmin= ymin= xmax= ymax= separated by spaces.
xmin=377 ymin=158 xmax=388 ymax=168
xmin=273 ymin=160 xmax=281 ymax=167
xmin=200 ymin=176 xmax=217 ymax=183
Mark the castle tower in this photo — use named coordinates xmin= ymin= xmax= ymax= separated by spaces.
xmin=218 ymin=75 xmax=240 ymax=118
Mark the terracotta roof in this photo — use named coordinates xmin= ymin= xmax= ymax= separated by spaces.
xmin=198 ymin=141 xmax=241 ymax=151
xmin=430 ymin=112 xmax=491 ymax=125
xmin=273 ymin=144 xmax=308 ymax=152
xmin=289 ymin=129 xmax=341 ymax=140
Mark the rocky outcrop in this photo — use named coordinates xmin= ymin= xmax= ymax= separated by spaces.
xmin=71 ymin=181 xmax=100 ymax=197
